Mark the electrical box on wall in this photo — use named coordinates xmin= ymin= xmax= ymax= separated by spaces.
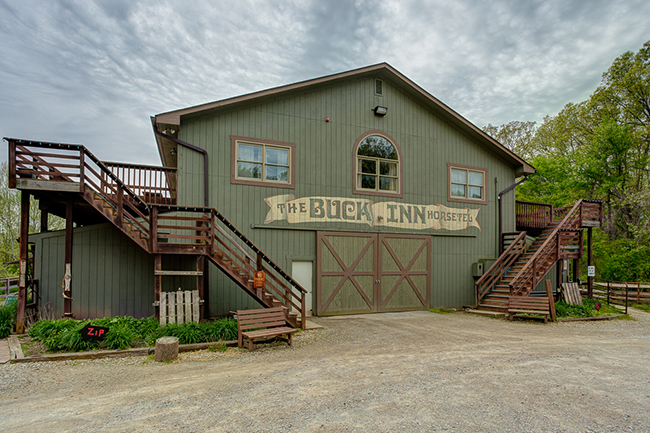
xmin=472 ymin=262 xmax=484 ymax=278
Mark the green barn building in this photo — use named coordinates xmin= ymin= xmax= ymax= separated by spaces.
xmin=7 ymin=63 xmax=600 ymax=330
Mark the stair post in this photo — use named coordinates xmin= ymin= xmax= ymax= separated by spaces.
xmin=79 ymin=150 xmax=85 ymax=193
xmin=63 ymin=197 xmax=74 ymax=318
xmin=15 ymin=191 xmax=30 ymax=334
xmin=149 ymin=206 xmax=158 ymax=253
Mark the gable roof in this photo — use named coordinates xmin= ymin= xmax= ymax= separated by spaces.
xmin=154 ymin=63 xmax=534 ymax=175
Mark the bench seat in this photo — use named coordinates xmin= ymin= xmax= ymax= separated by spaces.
xmin=237 ymin=307 xmax=297 ymax=351
xmin=508 ymin=296 xmax=551 ymax=323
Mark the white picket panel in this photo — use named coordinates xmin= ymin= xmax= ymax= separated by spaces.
xmin=160 ymin=290 xmax=200 ymax=325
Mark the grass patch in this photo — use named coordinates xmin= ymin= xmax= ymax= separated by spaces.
xmin=631 ymin=303 xmax=650 ymax=313
xmin=428 ymin=308 xmax=455 ymax=314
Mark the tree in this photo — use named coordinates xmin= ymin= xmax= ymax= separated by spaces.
xmin=482 ymin=120 xmax=538 ymax=160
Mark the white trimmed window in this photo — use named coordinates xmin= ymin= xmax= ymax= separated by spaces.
xmin=354 ymin=133 xmax=401 ymax=196
xmin=231 ymin=136 xmax=295 ymax=189
xmin=447 ymin=164 xmax=487 ymax=204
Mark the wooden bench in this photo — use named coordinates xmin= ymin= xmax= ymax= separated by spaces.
xmin=508 ymin=296 xmax=552 ymax=323
xmin=237 ymin=307 xmax=297 ymax=351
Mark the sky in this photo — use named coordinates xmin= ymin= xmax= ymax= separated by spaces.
xmin=1 ymin=0 xmax=649 ymax=166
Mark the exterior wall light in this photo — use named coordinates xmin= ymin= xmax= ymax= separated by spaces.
xmin=170 ymin=148 xmax=177 ymax=155
xmin=374 ymin=106 xmax=388 ymax=116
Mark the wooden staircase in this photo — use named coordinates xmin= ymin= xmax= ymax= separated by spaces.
xmin=6 ymin=139 xmax=307 ymax=329
xmin=478 ymin=222 xmax=560 ymax=312
xmin=476 ymin=199 xmax=602 ymax=313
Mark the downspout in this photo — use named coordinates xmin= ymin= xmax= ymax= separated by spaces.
xmin=151 ymin=116 xmax=210 ymax=207
xmin=498 ymin=174 xmax=530 ymax=255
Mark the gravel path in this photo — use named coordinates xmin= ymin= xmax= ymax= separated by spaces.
xmin=1 ymin=310 xmax=650 ymax=432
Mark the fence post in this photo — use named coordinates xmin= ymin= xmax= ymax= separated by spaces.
xmin=625 ymin=283 xmax=628 ymax=315
xmin=607 ymin=281 xmax=610 ymax=305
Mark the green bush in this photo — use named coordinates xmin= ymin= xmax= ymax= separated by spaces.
xmin=105 ymin=324 xmax=135 ymax=350
xmin=57 ymin=321 xmax=96 ymax=352
xmin=0 ymin=300 xmax=17 ymax=338
xmin=555 ymin=299 xmax=621 ymax=318
xmin=26 ymin=315 xmax=240 ymax=352
xmin=204 ymin=318 xmax=238 ymax=341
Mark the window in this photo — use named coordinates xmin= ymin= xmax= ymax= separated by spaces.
xmin=447 ymin=164 xmax=487 ymax=205
xmin=231 ymin=136 xmax=295 ymax=189
xmin=353 ymin=131 xmax=402 ymax=197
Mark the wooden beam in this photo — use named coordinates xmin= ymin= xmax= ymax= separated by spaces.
xmin=15 ymin=179 xmax=81 ymax=192
xmin=154 ymin=270 xmax=203 ymax=276
xmin=63 ymin=197 xmax=74 ymax=318
xmin=15 ymin=191 xmax=30 ymax=334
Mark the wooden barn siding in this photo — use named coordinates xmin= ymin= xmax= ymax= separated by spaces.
xmin=176 ymin=77 xmax=517 ymax=313
xmin=32 ymin=224 xmax=199 ymax=319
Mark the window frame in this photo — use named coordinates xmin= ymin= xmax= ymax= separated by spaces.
xmin=230 ymin=135 xmax=296 ymax=189
xmin=353 ymin=130 xmax=403 ymax=198
xmin=447 ymin=163 xmax=487 ymax=205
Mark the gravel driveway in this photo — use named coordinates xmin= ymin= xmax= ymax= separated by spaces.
xmin=1 ymin=310 xmax=650 ymax=432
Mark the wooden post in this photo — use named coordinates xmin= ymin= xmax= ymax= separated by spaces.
xmin=573 ymin=258 xmax=579 ymax=283
xmin=149 ymin=206 xmax=158 ymax=253
xmin=8 ymin=140 xmax=16 ymax=188
xmin=257 ymin=252 xmax=263 ymax=271
xmin=545 ymin=280 xmax=556 ymax=322
xmin=40 ymin=206 xmax=49 ymax=233
xmin=154 ymin=254 xmax=161 ymax=321
xmin=556 ymin=259 xmax=563 ymax=287
xmin=115 ymin=184 xmax=124 ymax=227
xmin=587 ymin=227 xmax=588 ymax=303
xmin=15 ymin=192 xmax=30 ymax=334
xmin=203 ymin=257 xmax=210 ymax=320
xmin=79 ymin=150 xmax=85 ymax=193
xmin=63 ymin=197 xmax=74 ymax=318
xmin=197 ymin=256 xmax=204 ymax=321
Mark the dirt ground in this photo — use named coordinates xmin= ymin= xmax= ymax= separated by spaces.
xmin=1 ymin=310 xmax=650 ymax=432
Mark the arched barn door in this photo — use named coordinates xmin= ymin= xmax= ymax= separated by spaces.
xmin=316 ymin=232 xmax=430 ymax=315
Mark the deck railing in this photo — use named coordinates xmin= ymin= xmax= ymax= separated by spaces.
xmin=103 ymin=162 xmax=177 ymax=205
xmin=515 ymin=200 xmax=553 ymax=229
xmin=9 ymin=139 xmax=152 ymax=238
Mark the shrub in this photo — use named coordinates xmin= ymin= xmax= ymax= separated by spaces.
xmin=57 ymin=321 xmax=96 ymax=352
xmin=0 ymin=300 xmax=17 ymax=338
xmin=104 ymin=324 xmax=135 ymax=350
xmin=204 ymin=318 xmax=238 ymax=341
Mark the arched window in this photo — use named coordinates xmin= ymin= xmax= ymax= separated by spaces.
xmin=353 ymin=131 xmax=402 ymax=197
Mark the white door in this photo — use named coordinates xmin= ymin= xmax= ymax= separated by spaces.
xmin=292 ymin=261 xmax=313 ymax=317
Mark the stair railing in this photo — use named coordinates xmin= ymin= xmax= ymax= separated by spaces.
xmin=149 ymin=205 xmax=307 ymax=328
xmin=509 ymin=199 xmax=584 ymax=296
xmin=475 ymin=231 xmax=527 ymax=305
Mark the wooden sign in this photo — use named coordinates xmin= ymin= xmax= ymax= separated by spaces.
xmin=80 ymin=324 xmax=109 ymax=341
xmin=254 ymin=271 xmax=266 ymax=289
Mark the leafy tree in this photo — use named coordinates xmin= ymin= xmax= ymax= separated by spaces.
xmin=483 ymin=120 xmax=538 ymax=160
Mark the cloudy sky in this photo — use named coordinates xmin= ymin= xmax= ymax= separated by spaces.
xmin=1 ymin=0 xmax=649 ymax=165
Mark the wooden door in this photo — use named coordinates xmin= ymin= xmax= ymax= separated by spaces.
xmin=316 ymin=232 xmax=376 ymax=315
xmin=378 ymin=234 xmax=430 ymax=312
xmin=316 ymin=232 xmax=430 ymax=315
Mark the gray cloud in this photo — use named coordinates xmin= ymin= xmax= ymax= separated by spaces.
xmin=1 ymin=0 xmax=649 ymax=165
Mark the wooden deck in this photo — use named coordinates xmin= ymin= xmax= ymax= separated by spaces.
xmin=6 ymin=139 xmax=307 ymax=330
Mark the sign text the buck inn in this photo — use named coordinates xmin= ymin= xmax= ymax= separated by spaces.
xmin=264 ymin=195 xmax=481 ymax=231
